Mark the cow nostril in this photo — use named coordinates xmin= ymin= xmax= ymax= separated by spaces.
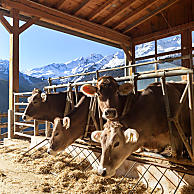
xmin=23 ymin=115 xmax=26 ymax=120
xmin=102 ymin=169 xmax=106 ymax=177
xmin=47 ymin=150 xmax=50 ymax=154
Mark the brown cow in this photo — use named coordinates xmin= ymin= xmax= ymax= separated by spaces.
xmin=81 ymin=76 xmax=191 ymax=160
xmin=22 ymin=88 xmax=83 ymax=123
xmin=91 ymin=121 xmax=140 ymax=177
xmin=47 ymin=96 xmax=100 ymax=155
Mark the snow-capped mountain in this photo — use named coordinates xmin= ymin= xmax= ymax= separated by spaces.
xmin=23 ymin=35 xmax=182 ymax=83
xmin=0 ymin=35 xmax=183 ymax=112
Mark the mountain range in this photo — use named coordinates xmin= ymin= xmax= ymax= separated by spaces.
xmin=0 ymin=35 xmax=183 ymax=112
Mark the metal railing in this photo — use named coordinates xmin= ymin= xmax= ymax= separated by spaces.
xmin=13 ymin=91 xmax=46 ymax=138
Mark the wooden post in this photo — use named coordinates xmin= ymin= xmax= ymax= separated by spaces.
xmin=8 ymin=9 xmax=19 ymax=139
xmin=9 ymin=9 xmax=19 ymax=111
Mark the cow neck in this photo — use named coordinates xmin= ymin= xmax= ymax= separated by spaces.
xmin=121 ymin=92 xmax=136 ymax=117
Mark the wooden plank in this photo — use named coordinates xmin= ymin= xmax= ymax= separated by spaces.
xmin=0 ymin=113 xmax=8 ymax=117
xmin=0 ymin=123 xmax=8 ymax=128
xmin=88 ymin=0 xmax=115 ymax=21
xmin=123 ymin=0 xmax=179 ymax=33
xmin=53 ymin=0 xmax=67 ymax=9
xmin=19 ymin=16 xmax=39 ymax=34
xmin=113 ymin=0 xmax=159 ymax=29
xmin=1 ymin=0 xmax=131 ymax=46
xmin=0 ymin=13 xmax=13 ymax=33
xmin=101 ymin=0 xmax=137 ymax=25
xmin=73 ymin=0 xmax=91 ymax=16
xmin=9 ymin=8 xmax=19 ymax=111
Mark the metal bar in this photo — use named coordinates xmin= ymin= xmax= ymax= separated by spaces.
xmin=116 ymin=162 xmax=137 ymax=186
xmin=67 ymin=148 xmax=85 ymax=164
xmin=43 ymin=54 xmax=192 ymax=82
xmin=187 ymin=73 xmax=194 ymax=161
xmin=160 ymin=76 xmax=176 ymax=157
xmin=14 ymin=91 xmax=32 ymax=95
xmin=22 ymin=138 xmax=49 ymax=155
xmin=14 ymin=122 xmax=34 ymax=127
xmin=84 ymin=153 xmax=101 ymax=171
xmin=151 ymin=168 xmax=168 ymax=194
xmin=14 ymin=112 xmax=23 ymax=116
xmin=142 ymin=166 xmax=164 ymax=193
xmin=129 ymin=164 xmax=151 ymax=193
xmin=78 ymin=150 xmax=93 ymax=165
xmin=173 ymin=118 xmax=193 ymax=159
xmin=14 ymin=132 xmax=32 ymax=138
xmin=14 ymin=102 xmax=28 ymax=106
xmin=44 ymin=69 xmax=193 ymax=91
xmin=84 ymin=97 xmax=94 ymax=137
xmin=155 ymin=166 xmax=177 ymax=188
xmin=173 ymin=173 xmax=185 ymax=194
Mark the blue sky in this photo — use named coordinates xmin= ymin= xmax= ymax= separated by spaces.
xmin=0 ymin=21 xmax=120 ymax=72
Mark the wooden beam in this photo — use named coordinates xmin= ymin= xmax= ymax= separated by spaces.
xmin=113 ymin=0 xmax=159 ymax=30
xmin=0 ymin=8 xmax=123 ymax=48
xmin=9 ymin=8 xmax=19 ymax=112
xmin=0 ymin=13 xmax=13 ymax=33
xmin=133 ymin=21 xmax=194 ymax=45
xmin=101 ymin=0 xmax=136 ymax=25
xmin=121 ymin=44 xmax=132 ymax=62
xmin=19 ymin=16 xmax=39 ymax=34
xmin=88 ymin=0 xmax=115 ymax=21
xmin=123 ymin=0 xmax=179 ymax=33
xmin=1 ymin=0 xmax=131 ymax=46
xmin=54 ymin=0 xmax=67 ymax=9
xmin=73 ymin=0 xmax=91 ymax=16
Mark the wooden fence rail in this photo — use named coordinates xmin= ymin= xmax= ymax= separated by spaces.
xmin=0 ymin=113 xmax=8 ymax=140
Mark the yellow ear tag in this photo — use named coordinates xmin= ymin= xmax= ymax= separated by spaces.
xmin=130 ymin=133 xmax=134 ymax=142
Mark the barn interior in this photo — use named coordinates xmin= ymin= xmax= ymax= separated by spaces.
xmin=0 ymin=0 xmax=194 ymax=193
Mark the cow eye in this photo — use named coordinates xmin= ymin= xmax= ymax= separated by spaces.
xmin=33 ymin=101 xmax=38 ymax=104
xmin=55 ymin=132 xmax=59 ymax=136
xmin=114 ymin=142 xmax=119 ymax=148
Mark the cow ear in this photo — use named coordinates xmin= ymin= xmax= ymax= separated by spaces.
xmin=119 ymin=83 xmax=133 ymax=96
xmin=91 ymin=131 xmax=102 ymax=143
xmin=41 ymin=93 xmax=47 ymax=102
xmin=33 ymin=88 xmax=41 ymax=94
xmin=124 ymin=128 xmax=139 ymax=143
xmin=63 ymin=117 xmax=71 ymax=129
xmin=81 ymin=84 xmax=97 ymax=97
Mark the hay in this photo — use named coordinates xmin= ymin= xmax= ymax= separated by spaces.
xmin=0 ymin=140 xmax=177 ymax=193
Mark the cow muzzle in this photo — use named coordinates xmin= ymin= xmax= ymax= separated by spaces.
xmin=22 ymin=114 xmax=33 ymax=121
xmin=103 ymin=108 xmax=118 ymax=120
xmin=98 ymin=166 xmax=107 ymax=177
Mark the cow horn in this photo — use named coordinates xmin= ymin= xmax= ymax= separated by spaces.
xmin=63 ymin=117 xmax=70 ymax=129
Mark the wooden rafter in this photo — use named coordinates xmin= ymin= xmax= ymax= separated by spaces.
xmin=113 ymin=0 xmax=159 ymax=30
xmin=0 ymin=0 xmax=131 ymax=46
xmin=123 ymin=0 xmax=179 ymax=33
xmin=54 ymin=0 xmax=67 ymax=9
xmin=73 ymin=0 xmax=91 ymax=15
xmin=0 ymin=13 xmax=13 ymax=33
xmin=101 ymin=0 xmax=136 ymax=25
xmin=133 ymin=21 xmax=194 ymax=45
xmin=19 ymin=16 xmax=39 ymax=34
xmin=88 ymin=0 xmax=115 ymax=21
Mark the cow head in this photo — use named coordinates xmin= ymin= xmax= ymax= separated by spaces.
xmin=47 ymin=117 xmax=72 ymax=155
xmin=81 ymin=76 xmax=133 ymax=120
xmin=91 ymin=121 xmax=139 ymax=177
xmin=22 ymin=88 xmax=47 ymax=121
